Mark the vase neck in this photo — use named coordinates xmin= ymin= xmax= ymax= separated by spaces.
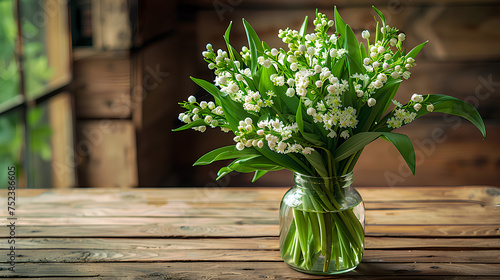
xmin=294 ymin=172 xmax=354 ymax=190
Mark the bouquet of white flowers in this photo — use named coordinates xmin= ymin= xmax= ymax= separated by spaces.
xmin=174 ymin=6 xmax=485 ymax=274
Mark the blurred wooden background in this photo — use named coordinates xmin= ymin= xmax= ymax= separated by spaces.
xmin=73 ymin=0 xmax=500 ymax=187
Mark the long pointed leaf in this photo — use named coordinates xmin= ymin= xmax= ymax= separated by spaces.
xmin=417 ymin=94 xmax=486 ymax=139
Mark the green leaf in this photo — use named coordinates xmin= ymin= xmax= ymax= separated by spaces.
xmin=256 ymin=145 xmax=308 ymax=174
xmin=334 ymin=132 xmax=380 ymax=162
xmin=223 ymin=21 xmax=245 ymax=70
xmin=303 ymin=150 xmax=328 ymax=177
xmin=334 ymin=6 xmax=346 ymax=45
xmin=372 ymin=6 xmax=386 ymax=27
xmin=252 ymin=170 xmax=271 ymax=182
xmin=357 ymin=79 xmax=401 ymax=132
xmin=334 ymin=132 xmax=415 ymax=175
xmin=243 ymin=19 xmax=263 ymax=76
xmin=217 ymin=167 xmax=233 ymax=180
xmin=344 ymin=24 xmax=365 ymax=75
xmin=193 ymin=145 xmax=260 ymax=166
xmin=380 ymin=132 xmax=416 ymax=175
xmin=229 ymin=156 xmax=284 ymax=173
xmin=296 ymin=101 xmax=304 ymax=132
xmin=406 ymin=41 xmax=428 ymax=59
xmin=299 ymin=16 xmax=308 ymax=39
xmin=417 ymin=94 xmax=486 ymax=139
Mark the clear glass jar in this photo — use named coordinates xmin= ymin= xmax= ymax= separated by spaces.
xmin=279 ymin=172 xmax=365 ymax=275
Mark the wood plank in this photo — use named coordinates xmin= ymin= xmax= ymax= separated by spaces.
xmin=76 ymin=120 xmax=138 ymax=188
xmin=2 ymin=236 xmax=500 ymax=251
xmin=0 ymin=215 xmax=498 ymax=237
xmin=1 ymin=186 xmax=497 ymax=203
xmin=73 ymin=55 xmax=131 ymax=118
xmin=1 ymin=219 xmax=498 ymax=238
xmin=3 ymin=249 xmax=499 ymax=264
xmin=0 ymin=262 xmax=498 ymax=278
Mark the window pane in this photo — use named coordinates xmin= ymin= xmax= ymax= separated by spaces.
xmin=21 ymin=0 xmax=70 ymax=99
xmin=0 ymin=0 xmax=20 ymax=105
xmin=27 ymin=92 xmax=76 ymax=188
xmin=0 ymin=110 xmax=24 ymax=188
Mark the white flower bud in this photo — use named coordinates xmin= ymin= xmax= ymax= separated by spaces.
xmin=402 ymin=71 xmax=411 ymax=79
xmin=367 ymin=98 xmax=377 ymax=107
xmin=384 ymin=53 xmax=392 ymax=60
xmin=390 ymin=38 xmax=397 ymax=46
xmin=188 ymin=95 xmax=196 ymax=103
xmin=245 ymin=117 xmax=253 ymax=125
xmin=315 ymin=80 xmax=323 ymax=88
xmin=356 ymin=90 xmax=364 ymax=97
xmin=192 ymin=108 xmax=200 ymax=114
xmin=290 ymin=63 xmax=298 ymax=71
xmin=235 ymin=74 xmax=244 ymax=81
xmin=286 ymin=88 xmax=295 ymax=97
xmin=370 ymin=46 xmax=377 ymax=53
xmin=200 ymin=101 xmax=208 ymax=109
xmin=204 ymin=115 xmax=213 ymax=124
xmin=236 ymin=142 xmax=245 ymax=150
xmin=257 ymin=140 xmax=264 ymax=148
xmin=206 ymin=43 xmax=213 ymax=51
xmin=182 ymin=115 xmax=191 ymax=123
xmin=271 ymin=48 xmax=279 ymax=56
xmin=329 ymin=48 xmax=337 ymax=58
xmin=245 ymin=140 xmax=253 ymax=147
xmin=411 ymin=93 xmax=424 ymax=103
xmin=413 ymin=103 xmax=422 ymax=111
xmin=277 ymin=141 xmax=287 ymax=152
xmin=208 ymin=63 xmax=215 ymax=69
xmin=306 ymin=108 xmax=316 ymax=116
xmin=383 ymin=62 xmax=389 ymax=70
xmin=372 ymin=80 xmax=383 ymax=89
xmin=307 ymin=47 xmax=315 ymax=55
xmin=314 ymin=65 xmax=322 ymax=73
xmin=327 ymin=84 xmax=337 ymax=94
xmin=378 ymin=46 xmax=385 ymax=54
xmin=363 ymin=58 xmax=371 ymax=65
xmin=287 ymin=78 xmax=295 ymax=86
xmin=362 ymin=30 xmax=370 ymax=39
xmin=373 ymin=61 xmax=380 ymax=68
xmin=268 ymin=141 xmax=276 ymax=149
xmin=377 ymin=73 xmax=387 ymax=83
xmin=398 ymin=33 xmax=406 ymax=42
xmin=208 ymin=101 xmax=216 ymax=110
xmin=298 ymin=45 xmax=306 ymax=53
xmin=198 ymin=126 xmax=207 ymax=133
xmin=245 ymin=125 xmax=253 ymax=131
xmin=257 ymin=129 xmax=265 ymax=136
xmin=427 ymin=104 xmax=434 ymax=112
xmin=192 ymin=114 xmax=200 ymax=121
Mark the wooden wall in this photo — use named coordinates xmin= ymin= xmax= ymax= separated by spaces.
xmin=168 ymin=0 xmax=500 ymax=187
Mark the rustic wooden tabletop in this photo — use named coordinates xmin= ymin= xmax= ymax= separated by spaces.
xmin=0 ymin=186 xmax=499 ymax=279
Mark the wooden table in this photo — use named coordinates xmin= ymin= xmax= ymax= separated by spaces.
xmin=0 ymin=186 xmax=499 ymax=279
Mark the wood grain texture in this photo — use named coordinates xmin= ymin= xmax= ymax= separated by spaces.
xmin=0 ymin=187 xmax=498 ymax=278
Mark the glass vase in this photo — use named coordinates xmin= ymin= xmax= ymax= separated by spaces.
xmin=279 ymin=172 xmax=365 ymax=275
